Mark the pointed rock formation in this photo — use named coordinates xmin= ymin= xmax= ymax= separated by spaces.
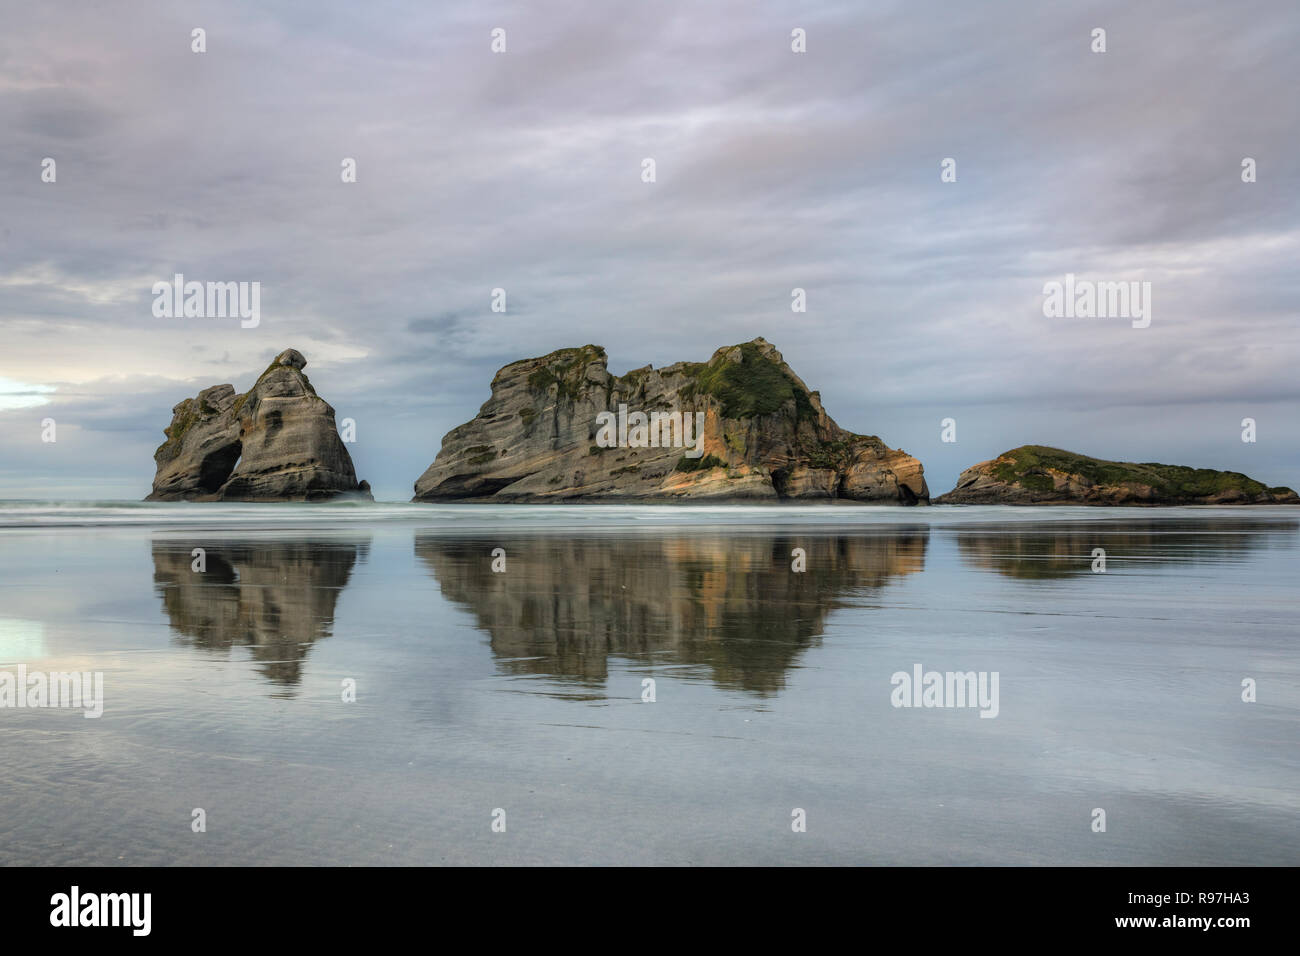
xmin=146 ymin=349 xmax=371 ymax=501
xmin=413 ymin=337 xmax=928 ymax=503
xmin=935 ymin=445 xmax=1299 ymax=505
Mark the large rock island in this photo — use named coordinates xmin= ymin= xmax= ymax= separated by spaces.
xmin=935 ymin=445 xmax=1298 ymax=505
xmin=146 ymin=349 xmax=371 ymax=501
xmin=413 ymin=338 xmax=928 ymax=503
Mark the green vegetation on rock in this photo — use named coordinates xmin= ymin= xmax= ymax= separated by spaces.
xmin=154 ymin=399 xmax=200 ymax=460
xmin=525 ymin=345 xmax=604 ymax=401
xmin=807 ymin=439 xmax=850 ymax=470
xmin=678 ymin=342 xmax=816 ymax=421
xmin=464 ymin=444 xmax=496 ymax=466
xmin=231 ymin=359 xmax=316 ymax=417
xmin=992 ymin=445 xmax=1291 ymax=498
xmin=675 ymin=454 xmax=727 ymax=473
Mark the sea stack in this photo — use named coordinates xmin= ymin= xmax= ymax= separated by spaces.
xmin=413 ymin=337 xmax=928 ymax=503
xmin=935 ymin=445 xmax=1298 ymax=505
xmin=146 ymin=348 xmax=371 ymax=501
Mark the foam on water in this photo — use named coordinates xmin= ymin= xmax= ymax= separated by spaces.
xmin=2 ymin=499 xmax=1297 ymax=531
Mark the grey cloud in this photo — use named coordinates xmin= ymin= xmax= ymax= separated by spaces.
xmin=0 ymin=0 xmax=1297 ymax=499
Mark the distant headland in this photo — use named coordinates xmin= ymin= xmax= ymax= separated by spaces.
xmin=934 ymin=445 xmax=1297 ymax=506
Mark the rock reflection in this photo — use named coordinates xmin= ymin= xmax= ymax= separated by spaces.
xmin=417 ymin=530 xmax=927 ymax=696
xmin=152 ymin=536 xmax=369 ymax=688
xmin=955 ymin=518 xmax=1299 ymax=579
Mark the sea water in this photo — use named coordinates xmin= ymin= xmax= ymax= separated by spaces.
xmin=0 ymin=502 xmax=1296 ymax=865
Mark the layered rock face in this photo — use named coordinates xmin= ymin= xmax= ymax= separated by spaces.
xmin=146 ymin=349 xmax=371 ymax=502
xmin=935 ymin=445 xmax=1299 ymax=505
xmin=413 ymin=337 xmax=928 ymax=503
xmin=147 ymin=384 xmax=243 ymax=499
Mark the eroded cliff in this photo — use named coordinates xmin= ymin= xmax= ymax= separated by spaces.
xmin=413 ymin=338 xmax=928 ymax=503
xmin=146 ymin=348 xmax=371 ymax=502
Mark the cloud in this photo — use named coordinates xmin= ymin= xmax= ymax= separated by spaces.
xmin=0 ymin=377 xmax=56 ymax=412
xmin=1 ymin=0 xmax=1297 ymax=499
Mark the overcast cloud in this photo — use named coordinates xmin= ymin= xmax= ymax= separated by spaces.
xmin=1 ymin=0 xmax=1297 ymax=500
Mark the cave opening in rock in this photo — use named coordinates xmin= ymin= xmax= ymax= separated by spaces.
xmin=197 ymin=442 xmax=242 ymax=493
xmin=771 ymin=468 xmax=790 ymax=498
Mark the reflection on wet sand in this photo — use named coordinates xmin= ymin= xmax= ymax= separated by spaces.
xmin=152 ymin=537 xmax=369 ymax=688
xmin=416 ymin=530 xmax=928 ymax=696
xmin=955 ymin=517 xmax=1300 ymax=579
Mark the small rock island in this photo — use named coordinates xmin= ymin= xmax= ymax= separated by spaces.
xmin=935 ymin=445 xmax=1298 ymax=505
xmin=146 ymin=348 xmax=371 ymax=501
xmin=413 ymin=337 xmax=929 ymax=503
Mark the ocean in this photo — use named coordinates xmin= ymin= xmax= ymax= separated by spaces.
xmin=0 ymin=502 xmax=1296 ymax=865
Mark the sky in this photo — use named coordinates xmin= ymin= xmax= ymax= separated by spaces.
xmin=1 ymin=0 xmax=1297 ymax=501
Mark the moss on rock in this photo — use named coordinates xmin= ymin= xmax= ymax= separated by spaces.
xmin=675 ymin=454 xmax=727 ymax=473
xmin=686 ymin=342 xmax=814 ymax=420
xmin=990 ymin=445 xmax=1291 ymax=499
